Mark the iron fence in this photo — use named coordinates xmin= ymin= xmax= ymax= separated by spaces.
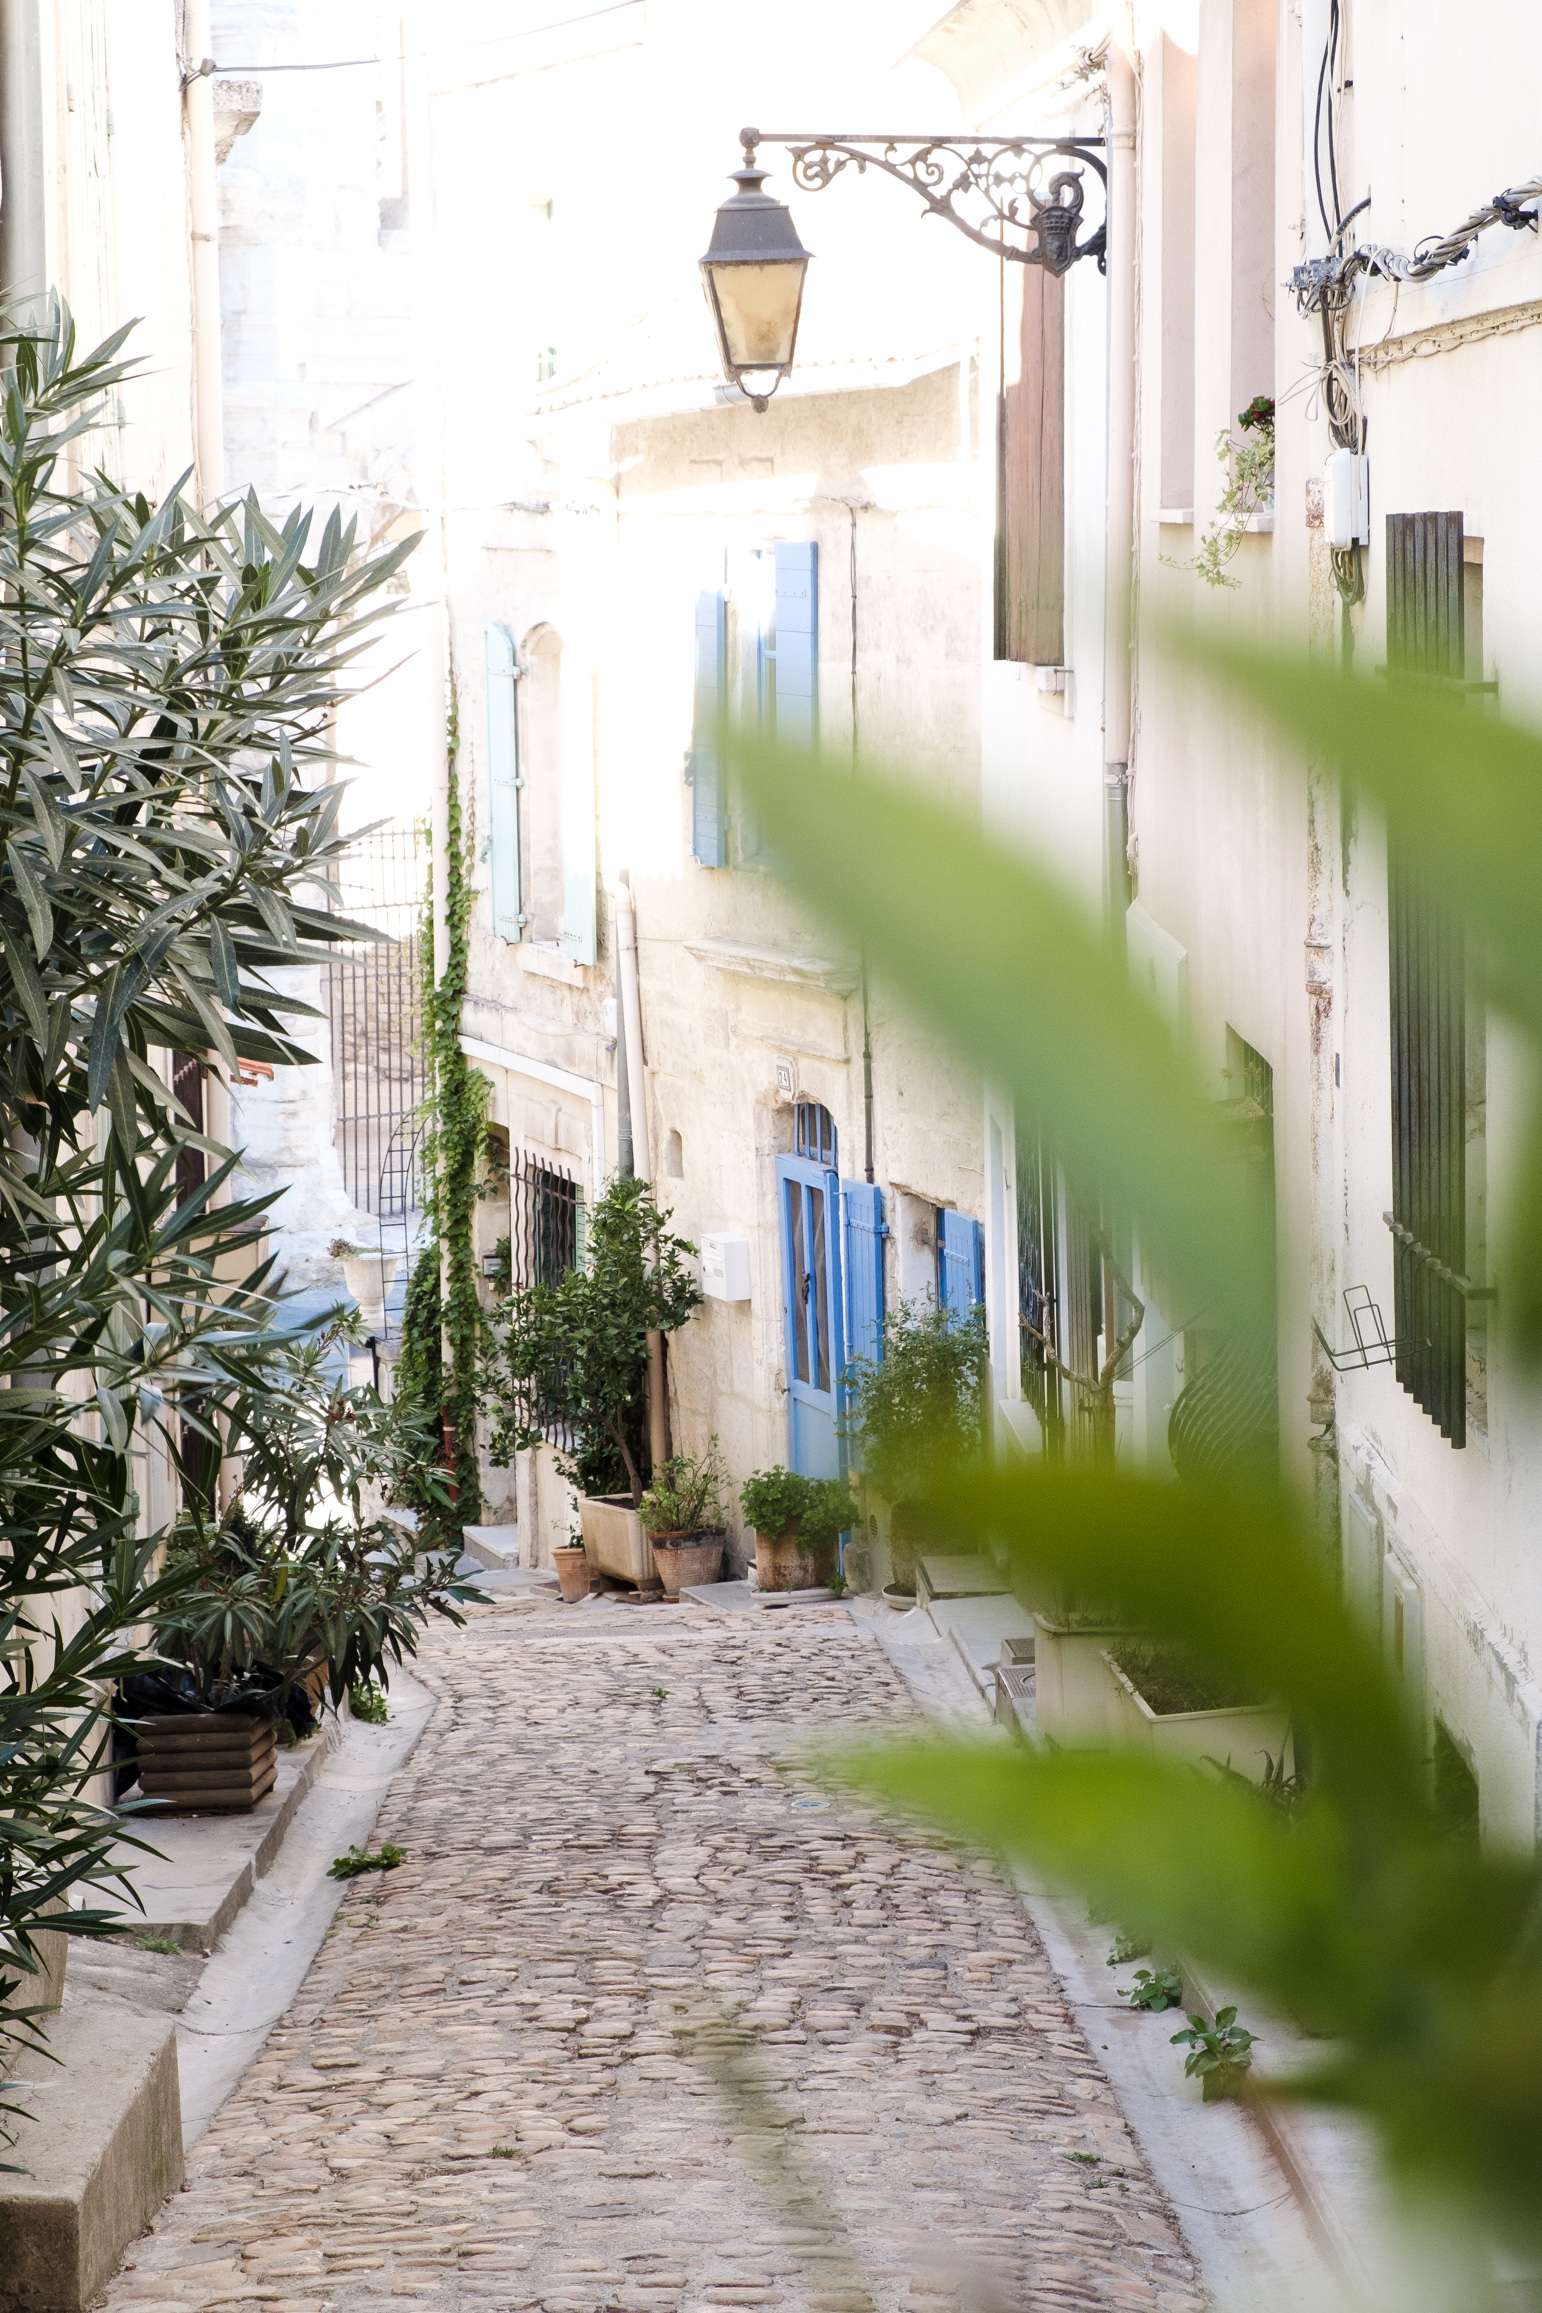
xmin=327 ymin=824 xmax=426 ymax=1219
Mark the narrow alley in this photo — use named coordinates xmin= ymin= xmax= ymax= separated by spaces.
xmin=104 ymin=1603 xmax=1204 ymax=2313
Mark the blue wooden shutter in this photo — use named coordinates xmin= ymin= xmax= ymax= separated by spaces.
xmin=841 ymin=1180 xmax=886 ymax=1378
xmin=937 ymin=1208 xmax=985 ymax=1324
xmin=772 ymin=541 xmax=818 ymax=745
xmin=690 ymin=590 xmax=727 ymax=867
xmin=485 ymin=623 xmax=523 ymax=942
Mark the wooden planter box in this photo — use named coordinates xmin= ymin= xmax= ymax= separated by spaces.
xmin=579 ymin=1494 xmax=652 ymax=1586
xmin=131 ymin=1712 xmax=278 ymax=1815
xmin=1102 ymin=1653 xmax=1292 ymax=1783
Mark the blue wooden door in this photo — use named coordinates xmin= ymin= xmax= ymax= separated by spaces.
xmin=778 ymin=1153 xmax=843 ymax=1477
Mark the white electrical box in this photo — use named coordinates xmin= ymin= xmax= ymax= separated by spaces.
xmin=700 ymin=1232 xmax=752 ymax=1303
xmin=1324 ymin=447 xmax=1370 ymax=549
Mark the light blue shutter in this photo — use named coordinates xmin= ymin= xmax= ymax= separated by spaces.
xmin=690 ymin=590 xmax=727 ymax=867
xmin=772 ymin=541 xmax=818 ymax=746
xmin=938 ymin=1209 xmax=985 ymax=1324
xmin=485 ymin=623 xmax=523 ymax=942
xmin=841 ymin=1180 xmax=887 ymax=1377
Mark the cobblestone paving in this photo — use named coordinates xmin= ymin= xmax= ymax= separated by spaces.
xmin=106 ymin=1600 xmax=1206 ymax=2313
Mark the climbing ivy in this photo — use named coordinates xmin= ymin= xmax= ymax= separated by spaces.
xmin=408 ymin=697 xmax=489 ymax=1539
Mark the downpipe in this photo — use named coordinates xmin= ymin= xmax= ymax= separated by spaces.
xmin=614 ymin=875 xmax=670 ymax=1477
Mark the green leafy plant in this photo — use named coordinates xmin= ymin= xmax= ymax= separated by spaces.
xmin=1171 ymin=2007 xmax=1258 ymax=2099
xmin=1122 ymin=1967 xmax=1185 ymax=2013
xmin=487 ymin=1174 xmax=701 ymax=1506
xmin=739 ymin=1468 xmax=857 ymax=1549
xmin=845 ymin=1303 xmax=985 ymax=1591
xmin=349 ymin=1681 xmax=391 ymax=1725
xmin=1106 ymin=1931 xmax=1151 ymax=1966
xmin=327 ymin=1843 xmax=405 ymax=1880
xmin=0 ymin=297 xmax=415 ymax=2144
xmin=134 ymin=1938 xmax=183 ymax=1958
xmin=723 ymin=631 xmax=1542 ymax=2275
xmin=1164 ymin=397 xmax=1276 ymax=589
xmin=328 ymin=1237 xmax=364 ymax=1260
xmin=638 ymin=1439 xmax=728 ymax=1536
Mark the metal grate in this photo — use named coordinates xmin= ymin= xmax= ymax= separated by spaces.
xmin=507 ymin=1149 xmax=584 ymax=1450
xmin=327 ymin=824 xmax=427 ymax=1220
xmin=794 ymin=1099 xmax=838 ymax=1167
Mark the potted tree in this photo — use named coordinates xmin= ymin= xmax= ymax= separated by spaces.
xmin=740 ymin=1468 xmax=857 ymax=1593
xmin=639 ymin=1442 xmax=729 ymax=1598
xmin=488 ymin=1176 xmax=702 ymax=1585
xmin=845 ymin=1302 xmax=987 ymax=1606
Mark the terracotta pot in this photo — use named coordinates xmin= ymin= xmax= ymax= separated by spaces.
xmin=131 ymin=1711 xmax=278 ymax=1815
xmin=648 ymin=1529 xmax=725 ymax=1600
xmin=754 ymin=1523 xmax=833 ymax=1594
xmin=553 ymin=1544 xmax=593 ymax=1604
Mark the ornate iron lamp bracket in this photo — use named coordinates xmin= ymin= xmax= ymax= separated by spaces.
xmin=742 ymin=126 xmax=1108 ymax=276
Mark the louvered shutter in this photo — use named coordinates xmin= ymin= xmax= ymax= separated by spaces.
xmin=485 ymin=623 xmax=523 ymax=942
xmin=938 ymin=1209 xmax=985 ymax=1324
xmin=995 ymin=265 xmax=1065 ymax=665
xmin=1386 ymin=511 xmax=1467 ymax=1446
xmin=841 ymin=1181 xmax=887 ymax=1377
xmin=690 ymin=590 xmax=728 ymax=867
xmin=771 ymin=541 xmax=818 ymax=745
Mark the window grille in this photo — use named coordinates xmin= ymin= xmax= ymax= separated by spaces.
xmin=327 ymin=824 xmax=427 ymax=1219
xmin=507 ymin=1149 xmax=584 ymax=1451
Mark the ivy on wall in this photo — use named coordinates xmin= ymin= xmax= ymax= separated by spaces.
xmin=401 ymin=694 xmax=489 ymax=1540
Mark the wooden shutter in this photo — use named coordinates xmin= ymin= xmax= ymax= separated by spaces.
xmin=485 ymin=623 xmax=524 ymax=942
xmin=690 ymin=590 xmax=728 ymax=867
xmin=995 ymin=264 xmax=1065 ymax=665
xmin=937 ymin=1208 xmax=985 ymax=1324
xmin=841 ymin=1180 xmax=887 ymax=1375
xmin=1386 ymin=511 xmax=1466 ymax=1446
xmin=771 ymin=541 xmax=818 ymax=745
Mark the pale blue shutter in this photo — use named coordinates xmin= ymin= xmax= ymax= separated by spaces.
xmin=841 ymin=1180 xmax=887 ymax=1376
xmin=690 ymin=591 xmax=727 ymax=867
xmin=485 ymin=623 xmax=523 ymax=942
xmin=772 ymin=541 xmax=818 ymax=745
xmin=938 ymin=1209 xmax=985 ymax=1324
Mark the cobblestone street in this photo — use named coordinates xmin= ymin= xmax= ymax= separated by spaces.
xmin=105 ymin=1601 xmax=1206 ymax=2313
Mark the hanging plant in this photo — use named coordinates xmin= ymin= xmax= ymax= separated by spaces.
xmin=1165 ymin=396 xmax=1275 ymax=590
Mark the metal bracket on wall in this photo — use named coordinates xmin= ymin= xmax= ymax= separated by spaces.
xmin=1313 ymin=1285 xmax=1398 ymax=1373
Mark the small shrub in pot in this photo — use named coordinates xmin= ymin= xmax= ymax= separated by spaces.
xmin=740 ymin=1468 xmax=857 ymax=1593
xmin=844 ymin=1301 xmax=986 ymax=1596
xmin=639 ymin=1442 xmax=729 ymax=1597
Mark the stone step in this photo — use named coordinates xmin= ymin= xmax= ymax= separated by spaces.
xmin=460 ymin=1523 xmax=521 ymax=1573
xmin=915 ymin=1550 xmax=1003 ymax=1605
xmin=0 ymin=1990 xmax=182 ymax=2312
xmin=927 ymin=1590 xmax=1039 ymax=1698
xmin=681 ymin=1579 xmax=835 ymax=1613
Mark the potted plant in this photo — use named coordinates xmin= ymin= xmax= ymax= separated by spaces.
xmin=552 ymin=1529 xmax=593 ymax=1605
xmin=122 ymin=1328 xmax=475 ymax=1812
xmin=329 ymin=1236 xmax=395 ymax=1327
xmin=740 ymin=1468 xmax=857 ymax=1593
xmin=845 ymin=1302 xmax=987 ymax=1604
xmin=488 ymin=1176 xmax=702 ymax=1586
xmin=639 ymin=1441 xmax=729 ymax=1598
xmin=1102 ymin=1640 xmax=1291 ymax=1784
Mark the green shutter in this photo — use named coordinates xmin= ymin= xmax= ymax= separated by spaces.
xmin=485 ymin=623 xmax=523 ymax=942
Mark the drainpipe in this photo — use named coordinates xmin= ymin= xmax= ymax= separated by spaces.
xmin=0 ymin=2 xmax=47 ymax=308
xmin=181 ymin=0 xmax=224 ymax=509
xmin=1102 ymin=34 xmax=1138 ymax=956
xmin=614 ymin=874 xmax=669 ymax=1477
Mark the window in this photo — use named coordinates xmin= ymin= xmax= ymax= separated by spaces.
xmin=793 ymin=1100 xmax=837 ymax=1167
xmin=1386 ymin=512 xmax=1471 ymax=1446
xmin=1230 ymin=0 xmax=1277 ymax=418
xmin=691 ymin=543 xmax=818 ymax=867
xmin=937 ymin=1209 xmax=985 ymax=1326
xmin=509 ymin=1149 xmax=583 ymax=1291
xmin=994 ymin=261 xmax=1064 ymax=664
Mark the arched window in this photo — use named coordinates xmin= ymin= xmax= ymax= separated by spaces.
xmin=793 ymin=1099 xmax=838 ymax=1168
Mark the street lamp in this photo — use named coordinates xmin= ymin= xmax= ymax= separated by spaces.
xmin=699 ymin=137 xmax=812 ymax=412
xmin=703 ymin=125 xmax=1109 ymax=408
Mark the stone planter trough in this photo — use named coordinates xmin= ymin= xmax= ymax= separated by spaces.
xmin=579 ymin=1494 xmax=654 ymax=1587
xmin=1032 ymin=1610 xmax=1133 ymax=1744
xmin=1102 ymin=1651 xmax=1292 ymax=1783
